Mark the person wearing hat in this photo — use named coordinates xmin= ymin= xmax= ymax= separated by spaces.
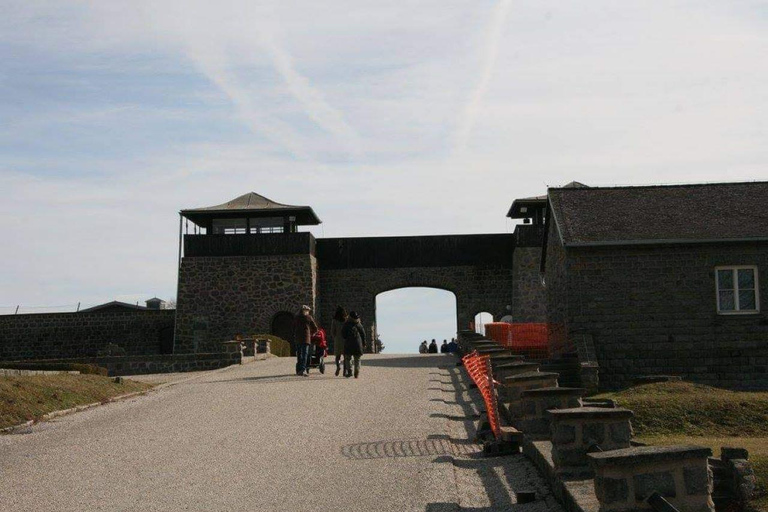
xmin=294 ymin=305 xmax=318 ymax=376
xmin=341 ymin=311 xmax=366 ymax=378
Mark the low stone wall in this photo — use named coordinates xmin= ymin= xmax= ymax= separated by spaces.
xmin=0 ymin=353 xmax=241 ymax=376
xmin=549 ymin=407 xmax=634 ymax=477
xmin=589 ymin=445 xmax=715 ymax=512
xmin=0 ymin=310 xmax=175 ymax=361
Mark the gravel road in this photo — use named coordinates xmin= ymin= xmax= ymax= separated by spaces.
xmin=0 ymin=354 xmax=561 ymax=511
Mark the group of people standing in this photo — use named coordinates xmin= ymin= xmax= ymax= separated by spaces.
xmin=293 ymin=305 xmax=366 ymax=379
xmin=418 ymin=338 xmax=458 ymax=354
xmin=330 ymin=306 xmax=366 ymax=378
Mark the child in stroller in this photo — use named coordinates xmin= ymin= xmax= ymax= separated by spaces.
xmin=307 ymin=328 xmax=328 ymax=374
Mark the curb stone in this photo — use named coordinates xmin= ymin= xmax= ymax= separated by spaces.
xmin=0 ymin=363 xmax=243 ymax=435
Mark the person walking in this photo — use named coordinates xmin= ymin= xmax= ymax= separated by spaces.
xmin=342 ymin=311 xmax=366 ymax=378
xmin=428 ymin=339 xmax=438 ymax=353
xmin=330 ymin=306 xmax=348 ymax=377
xmin=294 ymin=305 xmax=318 ymax=377
xmin=419 ymin=341 xmax=428 ymax=354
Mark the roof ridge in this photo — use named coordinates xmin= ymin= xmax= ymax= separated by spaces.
xmin=549 ymin=180 xmax=768 ymax=192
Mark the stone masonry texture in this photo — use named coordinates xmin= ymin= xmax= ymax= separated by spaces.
xmin=545 ymin=226 xmax=768 ymax=390
xmin=512 ymin=247 xmax=546 ymax=322
xmin=175 ymin=254 xmax=317 ymax=353
xmin=318 ymin=264 xmax=514 ymax=347
xmin=0 ymin=310 xmax=175 ymax=361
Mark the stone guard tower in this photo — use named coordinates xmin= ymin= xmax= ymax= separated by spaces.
xmin=174 ymin=193 xmax=321 ymax=354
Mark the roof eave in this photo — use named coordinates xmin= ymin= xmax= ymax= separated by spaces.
xmin=564 ymin=237 xmax=768 ymax=248
xmin=506 ymin=198 xmax=547 ymax=218
xmin=180 ymin=207 xmax=322 ymax=225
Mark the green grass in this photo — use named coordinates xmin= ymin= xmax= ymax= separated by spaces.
xmin=0 ymin=374 xmax=153 ymax=430
xmin=596 ymin=382 xmax=768 ymax=511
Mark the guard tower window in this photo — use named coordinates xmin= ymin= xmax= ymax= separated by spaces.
xmin=212 ymin=218 xmax=247 ymax=234
xmin=250 ymin=217 xmax=285 ymax=234
xmin=715 ymin=266 xmax=759 ymax=314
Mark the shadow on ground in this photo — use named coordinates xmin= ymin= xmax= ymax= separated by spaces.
xmin=422 ymin=364 xmax=560 ymax=512
xmin=362 ymin=355 xmax=456 ymax=368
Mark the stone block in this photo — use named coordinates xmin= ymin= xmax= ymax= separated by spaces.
xmin=609 ymin=421 xmax=632 ymax=444
xmin=552 ymin=424 xmax=576 ymax=445
xmin=683 ymin=465 xmax=710 ymax=495
xmin=721 ymin=447 xmax=749 ymax=462
xmin=589 ymin=445 xmax=714 ymax=512
xmin=633 ymin=470 xmax=676 ymax=500
xmin=582 ymin=422 xmax=605 ymax=445
xmin=522 ymin=400 xmax=537 ymax=416
xmin=595 ymin=476 xmax=628 ymax=504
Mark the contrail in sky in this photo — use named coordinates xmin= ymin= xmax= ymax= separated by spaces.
xmin=454 ymin=0 xmax=513 ymax=156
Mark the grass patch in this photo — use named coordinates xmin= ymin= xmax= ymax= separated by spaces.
xmin=596 ymin=381 xmax=768 ymax=437
xmin=1 ymin=374 xmax=153 ymax=430
xmin=596 ymin=382 xmax=768 ymax=511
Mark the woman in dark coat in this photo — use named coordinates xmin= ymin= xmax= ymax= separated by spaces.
xmin=331 ymin=306 xmax=348 ymax=377
xmin=341 ymin=311 xmax=366 ymax=378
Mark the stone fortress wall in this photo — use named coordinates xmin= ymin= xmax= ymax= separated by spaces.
xmin=318 ymin=264 xmax=516 ymax=346
xmin=174 ymin=253 xmax=317 ymax=354
xmin=0 ymin=310 xmax=175 ymax=362
xmin=511 ymin=246 xmax=546 ymax=323
xmin=0 ymin=232 xmax=541 ymax=363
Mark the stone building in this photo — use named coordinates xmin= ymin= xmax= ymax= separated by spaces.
xmin=175 ymin=192 xmax=322 ymax=354
xmin=173 ymin=191 xmax=546 ymax=354
xmin=541 ymin=181 xmax=768 ymax=390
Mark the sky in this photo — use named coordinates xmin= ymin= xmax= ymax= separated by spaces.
xmin=1 ymin=1 xmax=767 ymax=344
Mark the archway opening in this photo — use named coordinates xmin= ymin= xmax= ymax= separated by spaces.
xmin=474 ymin=312 xmax=494 ymax=336
xmin=271 ymin=311 xmax=295 ymax=344
xmin=375 ymin=287 xmax=457 ymax=354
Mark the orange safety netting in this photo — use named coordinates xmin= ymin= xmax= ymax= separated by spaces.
xmin=461 ymin=351 xmax=501 ymax=440
xmin=484 ymin=322 xmax=550 ymax=360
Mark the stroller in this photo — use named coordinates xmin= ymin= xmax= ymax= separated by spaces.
xmin=297 ymin=328 xmax=328 ymax=375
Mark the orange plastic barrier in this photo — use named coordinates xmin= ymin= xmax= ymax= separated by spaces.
xmin=484 ymin=322 xmax=550 ymax=360
xmin=461 ymin=351 xmax=501 ymax=440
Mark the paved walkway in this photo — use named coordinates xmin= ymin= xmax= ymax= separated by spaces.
xmin=0 ymin=354 xmax=562 ymax=511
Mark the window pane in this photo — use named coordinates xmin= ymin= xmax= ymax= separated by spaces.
xmin=719 ymin=290 xmax=735 ymax=311
xmin=738 ymin=290 xmax=756 ymax=311
xmin=738 ymin=268 xmax=755 ymax=289
xmin=717 ymin=269 xmax=734 ymax=290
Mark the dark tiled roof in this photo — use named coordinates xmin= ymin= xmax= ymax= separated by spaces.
xmin=548 ymin=181 xmax=768 ymax=246
xmin=181 ymin=192 xmax=321 ymax=225
xmin=507 ymin=181 xmax=587 ymax=218
xmin=183 ymin=192 xmax=300 ymax=212
xmin=79 ymin=301 xmax=147 ymax=313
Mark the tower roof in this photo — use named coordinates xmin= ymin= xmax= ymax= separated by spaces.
xmin=507 ymin=181 xmax=588 ymax=218
xmin=181 ymin=192 xmax=322 ymax=226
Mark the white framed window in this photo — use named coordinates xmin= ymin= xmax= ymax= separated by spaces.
xmin=715 ymin=266 xmax=759 ymax=314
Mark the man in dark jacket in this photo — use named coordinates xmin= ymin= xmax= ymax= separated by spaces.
xmin=294 ymin=305 xmax=318 ymax=376
xmin=428 ymin=339 xmax=438 ymax=353
xmin=342 ymin=311 xmax=366 ymax=378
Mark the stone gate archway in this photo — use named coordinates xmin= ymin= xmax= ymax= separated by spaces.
xmin=317 ymin=234 xmax=515 ymax=348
